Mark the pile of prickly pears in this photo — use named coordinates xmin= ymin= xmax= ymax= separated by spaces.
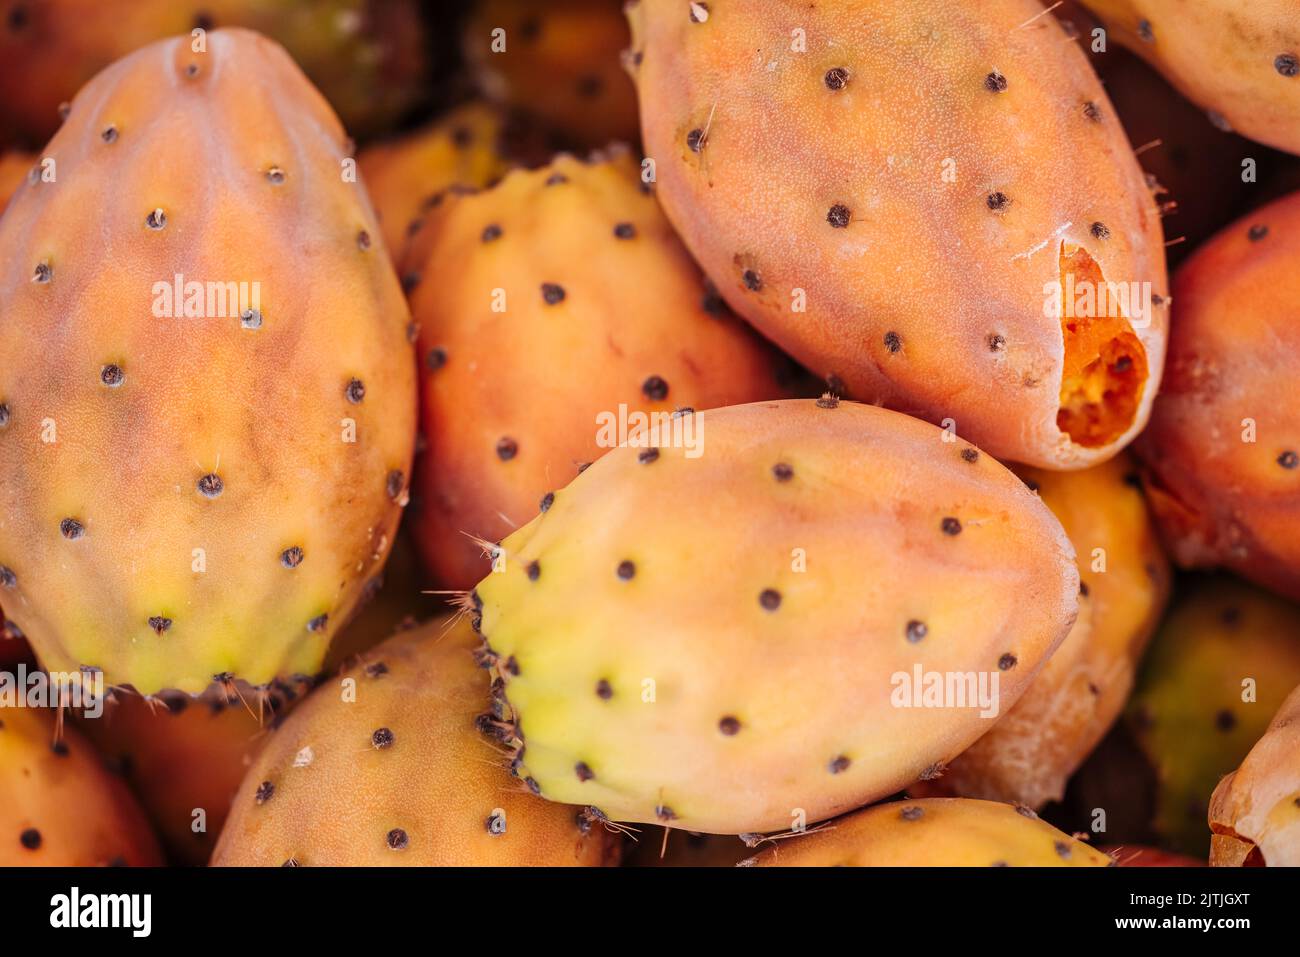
xmin=1 ymin=0 xmax=1299 ymax=874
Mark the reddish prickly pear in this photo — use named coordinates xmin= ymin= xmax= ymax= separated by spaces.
xmin=0 ymin=30 xmax=417 ymax=694
xmin=1136 ymin=190 xmax=1300 ymax=600
xmin=475 ymin=398 xmax=1079 ymax=833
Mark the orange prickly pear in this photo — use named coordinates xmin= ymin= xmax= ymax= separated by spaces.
xmin=0 ymin=30 xmax=417 ymax=694
xmin=402 ymin=147 xmax=796 ymax=590
xmin=625 ymin=0 xmax=1168 ymax=469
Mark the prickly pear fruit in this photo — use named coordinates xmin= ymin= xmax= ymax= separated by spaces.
xmin=78 ymin=681 xmax=304 ymax=866
xmin=917 ymin=453 xmax=1170 ymax=807
xmin=1077 ymin=0 xmax=1300 ymax=155
xmin=0 ymin=30 xmax=417 ymax=694
xmin=475 ymin=398 xmax=1079 ymax=834
xmin=0 ymin=150 xmax=32 ymax=213
xmin=739 ymin=799 xmax=1111 ymax=867
xmin=358 ymin=103 xmax=513 ymax=264
xmin=625 ymin=0 xmax=1168 ymax=469
xmin=212 ymin=615 xmax=619 ymax=866
xmin=0 ymin=1 xmax=427 ymax=145
xmin=1125 ymin=576 xmax=1300 ymax=856
xmin=1135 ymin=191 xmax=1300 ymax=601
xmin=464 ymin=0 xmax=640 ymax=148
xmin=402 ymin=148 xmax=795 ymax=590
xmin=1 ymin=705 xmax=163 ymax=865
xmin=1210 ymin=683 xmax=1300 ymax=866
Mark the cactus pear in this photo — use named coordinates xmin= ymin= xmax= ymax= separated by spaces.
xmin=475 ymin=398 xmax=1079 ymax=834
xmin=358 ymin=103 xmax=514 ymax=265
xmin=402 ymin=148 xmax=795 ymax=590
xmin=1 ymin=704 xmax=163 ymax=865
xmin=1136 ymin=191 xmax=1300 ymax=600
xmin=917 ymin=452 xmax=1170 ymax=807
xmin=464 ymin=0 xmax=640 ymax=148
xmin=1210 ymin=683 xmax=1300 ymax=867
xmin=739 ymin=799 xmax=1112 ymax=867
xmin=0 ymin=30 xmax=417 ymax=693
xmin=625 ymin=0 xmax=1168 ymax=469
xmin=0 ymin=1 xmax=428 ymax=145
xmin=212 ymin=614 xmax=620 ymax=866
xmin=1125 ymin=576 xmax=1300 ymax=856
xmin=1078 ymin=0 xmax=1300 ymax=155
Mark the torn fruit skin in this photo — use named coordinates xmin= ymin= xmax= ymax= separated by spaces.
xmin=1056 ymin=244 xmax=1149 ymax=449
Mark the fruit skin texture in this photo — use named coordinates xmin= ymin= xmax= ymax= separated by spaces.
xmin=1135 ymin=191 xmax=1300 ymax=601
xmin=1078 ymin=0 xmax=1300 ymax=156
xmin=357 ymin=103 xmax=513 ymax=265
xmin=1125 ymin=576 xmax=1300 ymax=857
xmin=464 ymin=0 xmax=640 ymax=148
xmin=77 ymin=681 xmax=304 ymax=866
xmin=475 ymin=398 xmax=1080 ymax=834
xmin=1 ymin=705 xmax=163 ymax=866
xmin=403 ymin=148 xmax=795 ymax=590
xmin=739 ymin=799 xmax=1112 ymax=867
xmin=0 ymin=0 xmax=427 ymax=146
xmin=0 ymin=30 xmax=417 ymax=694
xmin=0 ymin=150 xmax=32 ymax=214
xmin=1210 ymin=683 xmax=1300 ymax=867
xmin=212 ymin=615 xmax=620 ymax=866
xmin=916 ymin=453 xmax=1170 ymax=808
xmin=626 ymin=0 xmax=1167 ymax=470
